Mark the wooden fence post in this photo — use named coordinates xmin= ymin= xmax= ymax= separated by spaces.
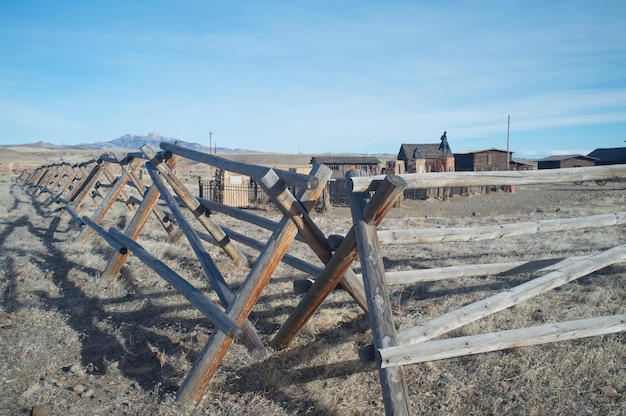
xmin=351 ymin=177 xmax=411 ymax=416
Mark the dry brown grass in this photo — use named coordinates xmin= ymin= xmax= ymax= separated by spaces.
xmin=0 ymin=165 xmax=625 ymax=415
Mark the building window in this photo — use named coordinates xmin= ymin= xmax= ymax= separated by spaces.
xmin=329 ymin=165 xmax=339 ymax=171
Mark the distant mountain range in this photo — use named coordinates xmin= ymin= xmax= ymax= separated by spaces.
xmin=3 ymin=132 xmax=255 ymax=153
xmin=83 ymin=132 xmax=217 ymax=152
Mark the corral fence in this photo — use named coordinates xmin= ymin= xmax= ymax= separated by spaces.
xmin=198 ymin=177 xmax=278 ymax=210
xmin=198 ymin=175 xmax=330 ymax=212
xmin=19 ymin=146 xmax=626 ymax=416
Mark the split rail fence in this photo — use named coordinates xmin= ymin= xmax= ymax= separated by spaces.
xmin=19 ymin=146 xmax=626 ymax=415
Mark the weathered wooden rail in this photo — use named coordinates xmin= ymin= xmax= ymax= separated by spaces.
xmin=19 ymin=153 xmax=626 ymax=416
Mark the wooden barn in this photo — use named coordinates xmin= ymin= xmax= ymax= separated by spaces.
xmin=454 ymin=148 xmax=513 ymax=171
xmin=397 ymin=143 xmax=455 ymax=173
xmin=587 ymin=147 xmax=626 ymax=165
xmin=310 ymin=156 xmax=381 ymax=179
xmin=537 ymin=154 xmax=597 ymax=169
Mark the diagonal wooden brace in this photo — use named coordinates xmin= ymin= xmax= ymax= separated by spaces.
xmin=146 ymin=162 xmax=265 ymax=358
xmin=141 ymin=144 xmax=246 ymax=264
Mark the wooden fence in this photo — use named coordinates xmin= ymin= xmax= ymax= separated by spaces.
xmin=346 ymin=166 xmax=626 ymax=414
xmin=269 ymin=165 xmax=626 ymax=415
xmin=19 ymin=142 xmax=369 ymax=406
xmin=19 ymin=150 xmax=626 ymax=415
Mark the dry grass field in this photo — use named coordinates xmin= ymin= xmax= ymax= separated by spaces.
xmin=0 ymin=148 xmax=624 ymax=415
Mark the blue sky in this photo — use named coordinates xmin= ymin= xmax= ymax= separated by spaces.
xmin=1 ymin=1 xmax=625 ymax=158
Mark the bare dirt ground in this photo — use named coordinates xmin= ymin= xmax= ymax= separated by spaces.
xmin=0 ymin=161 xmax=625 ymax=415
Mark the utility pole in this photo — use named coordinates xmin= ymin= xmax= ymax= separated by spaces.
xmin=506 ymin=115 xmax=511 ymax=170
xmin=209 ymin=131 xmax=213 ymax=154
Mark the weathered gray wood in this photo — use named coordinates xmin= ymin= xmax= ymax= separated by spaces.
xmin=42 ymin=168 xmax=67 ymax=202
xmin=99 ymin=158 xmax=135 ymax=209
xmin=101 ymin=182 xmax=162 ymax=278
xmin=176 ymin=164 xmax=330 ymax=405
xmin=198 ymin=226 xmax=322 ymax=277
xmin=259 ymin=165 xmax=368 ymax=311
xmin=113 ymin=152 xmax=172 ymax=233
xmin=141 ymin=144 xmax=246 ymax=263
xmin=114 ymin=152 xmax=148 ymax=195
xmin=199 ymin=197 xmax=279 ymax=230
xmin=351 ymin=164 xmax=626 ymax=192
xmin=377 ymin=212 xmax=626 ymax=245
xmin=125 ymin=152 xmax=147 ymax=161
xmin=30 ymin=167 xmax=49 ymax=187
xmin=81 ymin=216 xmax=128 ymax=254
xmin=146 ymin=162 xmax=265 ymax=359
xmin=108 ymin=227 xmax=243 ymax=340
xmin=327 ymin=234 xmax=345 ymax=251
xmin=66 ymin=162 xmax=102 ymax=203
xmin=34 ymin=167 xmax=55 ymax=195
xmin=63 ymin=205 xmax=85 ymax=227
xmin=351 ymin=187 xmax=411 ymax=416
xmin=383 ymin=255 xmax=587 ymax=285
xmin=68 ymin=162 xmax=105 ymax=210
xmin=75 ymin=172 xmax=131 ymax=242
xmin=395 ymin=244 xmax=626 ymax=346
xmin=272 ymin=174 xmax=407 ymax=350
xmin=161 ymin=141 xmax=319 ymax=190
xmin=52 ymin=170 xmax=78 ymax=202
xmin=380 ymin=314 xmax=626 ymax=367
xmin=198 ymin=197 xmax=305 ymax=243
xmin=24 ymin=168 xmax=37 ymax=184
xmin=101 ymin=155 xmax=179 ymax=278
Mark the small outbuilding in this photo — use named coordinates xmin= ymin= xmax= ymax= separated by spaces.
xmin=310 ymin=156 xmax=381 ymax=178
xmin=537 ymin=154 xmax=597 ymax=170
xmin=453 ymin=148 xmax=513 ymax=171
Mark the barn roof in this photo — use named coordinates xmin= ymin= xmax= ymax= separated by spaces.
xmin=454 ymin=148 xmax=512 ymax=155
xmin=587 ymin=147 xmax=626 ymax=163
xmin=398 ymin=143 xmax=454 ymax=160
xmin=511 ymin=158 xmax=537 ymax=168
xmin=538 ymin=154 xmax=597 ymax=162
xmin=310 ymin=156 xmax=381 ymax=165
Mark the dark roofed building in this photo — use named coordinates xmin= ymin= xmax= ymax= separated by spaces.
xmin=537 ymin=154 xmax=597 ymax=170
xmin=587 ymin=147 xmax=626 ymax=165
xmin=310 ymin=156 xmax=381 ymax=178
xmin=397 ymin=143 xmax=455 ymax=173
